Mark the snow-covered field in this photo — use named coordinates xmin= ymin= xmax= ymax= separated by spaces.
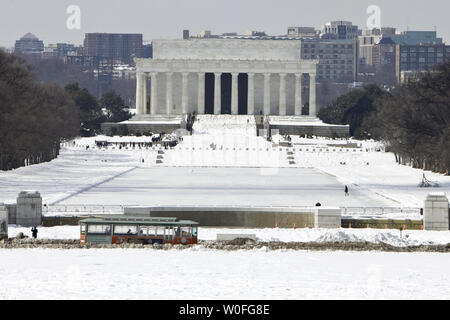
xmin=0 ymin=134 xmax=447 ymax=209
xmin=0 ymin=248 xmax=449 ymax=299
xmin=1 ymin=115 xmax=450 ymax=300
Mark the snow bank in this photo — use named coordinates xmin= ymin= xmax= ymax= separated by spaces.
xmin=7 ymin=225 xmax=450 ymax=247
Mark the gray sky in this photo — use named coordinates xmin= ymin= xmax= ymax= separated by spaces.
xmin=1 ymin=0 xmax=449 ymax=47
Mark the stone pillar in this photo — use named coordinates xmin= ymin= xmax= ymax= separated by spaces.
xmin=314 ymin=207 xmax=341 ymax=229
xmin=279 ymin=73 xmax=287 ymax=116
xmin=143 ymin=73 xmax=148 ymax=114
xmin=0 ymin=203 xmax=7 ymax=240
xmin=197 ymin=72 xmax=205 ymax=114
xmin=166 ymin=72 xmax=173 ymax=116
xmin=424 ymin=193 xmax=449 ymax=231
xmin=181 ymin=72 xmax=189 ymax=114
xmin=263 ymin=73 xmax=271 ymax=115
xmin=247 ymin=73 xmax=255 ymax=115
xmin=135 ymin=72 xmax=144 ymax=114
xmin=294 ymin=74 xmax=302 ymax=116
xmin=150 ymin=72 xmax=158 ymax=115
xmin=309 ymin=73 xmax=316 ymax=116
xmin=214 ymin=72 xmax=222 ymax=115
xmin=16 ymin=191 xmax=42 ymax=227
xmin=231 ymin=72 xmax=239 ymax=115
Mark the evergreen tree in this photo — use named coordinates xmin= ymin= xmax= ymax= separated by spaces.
xmin=99 ymin=90 xmax=132 ymax=123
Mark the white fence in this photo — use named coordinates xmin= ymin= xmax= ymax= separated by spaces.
xmin=41 ymin=204 xmax=421 ymax=218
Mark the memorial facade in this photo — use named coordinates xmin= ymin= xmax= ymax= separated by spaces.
xmin=134 ymin=39 xmax=318 ymax=117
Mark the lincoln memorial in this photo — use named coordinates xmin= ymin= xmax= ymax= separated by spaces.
xmin=101 ymin=38 xmax=349 ymax=137
xmin=134 ymin=38 xmax=319 ymax=117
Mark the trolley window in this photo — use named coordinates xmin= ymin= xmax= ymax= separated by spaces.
xmin=87 ymin=224 xmax=111 ymax=235
xmin=181 ymin=227 xmax=191 ymax=237
xmin=139 ymin=226 xmax=149 ymax=236
xmin=114 ymin=225 xmax=138 ymax=235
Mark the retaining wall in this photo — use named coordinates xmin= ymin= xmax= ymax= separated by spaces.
xmin=269 ymin=124 xmax=350 ymax=138
xmin=14 ymin=191 xmax=42 ymax=227
xmin=124 ymin=206 xmax=340 ymax=228
xmin=424 ymin=193 xmax=449 ymax=231
xmin=0 ymin=203 xmax=8 ymax=239
xmin=101 ymin=122 xmax=182 ymax=135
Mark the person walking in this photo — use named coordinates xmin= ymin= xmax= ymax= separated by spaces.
xmin=31 ymin=226 xmax=38 ymax=239
xmin=344 ymin=185 xmax=349 ymax=196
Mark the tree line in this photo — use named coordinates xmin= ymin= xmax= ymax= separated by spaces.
xmin=318 ymin=62 xmax=450 ymax=174
xmin=0 ymin=50 xmax=131 ymax=171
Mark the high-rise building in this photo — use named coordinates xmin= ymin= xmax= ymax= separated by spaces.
xmin=396 ymin=43 xmax=450 ymax=82
xmin=359 ymin=29 xmax=444 ymax=67
xmin=390 ymin=31 xmax=443 ymax=45
xmin=14 ymin=33 xmax=44 ymax=55
xmin=358 ymin=28 xmax=396 ymax=66
xmin=372 ymin=37 xmax=397 ymax=83
xmin=302 ymin=38 xmax=358 ymax=82
xmin=83 ymin=33 xmax=143 ymax=64
xmin=322 ymin=21 xmax=360 ymax=40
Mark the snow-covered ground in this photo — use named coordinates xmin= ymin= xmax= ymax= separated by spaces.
xmin=1 ymin=115 xmax=450 ymax=300
xmin=0 ymin=136 xmax=447 ymax=209
xmin=0 ymin=115 xmax=448 ymax=211
xmin=0 ymin=248 xmax=449 ymax=299
xmin=7 ymin=225 xmax=450 ymax=247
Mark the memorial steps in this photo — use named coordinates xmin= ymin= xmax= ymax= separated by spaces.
xmin=159 ymin=115 xmax=294 ymax=167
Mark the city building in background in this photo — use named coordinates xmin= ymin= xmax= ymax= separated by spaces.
xmin=14 ymin=33 xmax=44 ymax=55
xmin=396 ymin=43 xmax=450 ymax=82
xmin=302 ymin=38 xmax=358 ymax=83
xmin=390 ymin=31 xmax=443 ymax=46
xmin=42 ymin=43 xmax=83 ymax=60
xmin=321 ymin=21 xmax=360 ymax=40
xmin=83 ymin=33 xmax=143 ymax=64
xmin=287 ymin=27 xmax=318 ymax=38
xmin=359 ymin=28 xmax=396 ymax=66
xmin=142 ymin=42 xmax=153 ymax=58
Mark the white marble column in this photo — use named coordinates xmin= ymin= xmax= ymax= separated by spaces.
xmin=247 ymin=73 xmax=255 ymax=115
xmin=214 ymin=72 xmax=222 ymax=115
xmin=294 ymin=74 xmax=302 ymax=116
xmin=309 ymin=73 xmax=316 ymax=116
xmin=197 ymin=72 xmax=205 ymax=114
xmin=231 ymin=72 xmax=239 ymax=115
xmin=166 ymin=72 xmax=173 ymax=116
xmin=263 ymin=73 xmax=271 ymax=115
xmin=143 ymin=73 xmax=148 ymax=114
xmin=150 ymin=72 xmax=157 ymax=115
xmin=279 ymin=73 xmax=287 ymax=116
xmin=181 ymin=72 xmax=189 ymax=114
xmin=135 ymin=72 xmax=143 ymax=114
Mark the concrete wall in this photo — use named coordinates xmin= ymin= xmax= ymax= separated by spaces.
xmin=424 ymin=193 xmax=449 ymax=231
xmin=124 ymin=206 xmax=340 ymax=229
xmin=101 ymin=122 xmax=181 ymax=135
xmin=15 ymin=191 xmax=42 ymax=227
xmin=314 ymin=207 xmax=341 ymax=228
xmin=6 ymin=204 xmax=16 ymax=224
xmin=0 ymin=203 xmax=7 ymax=239
xmin=269 ymin=124 xmax=350 ymax=138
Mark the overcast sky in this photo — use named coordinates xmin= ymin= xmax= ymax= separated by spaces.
xmin=1 ymin=0 xmax=449 ymax=47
